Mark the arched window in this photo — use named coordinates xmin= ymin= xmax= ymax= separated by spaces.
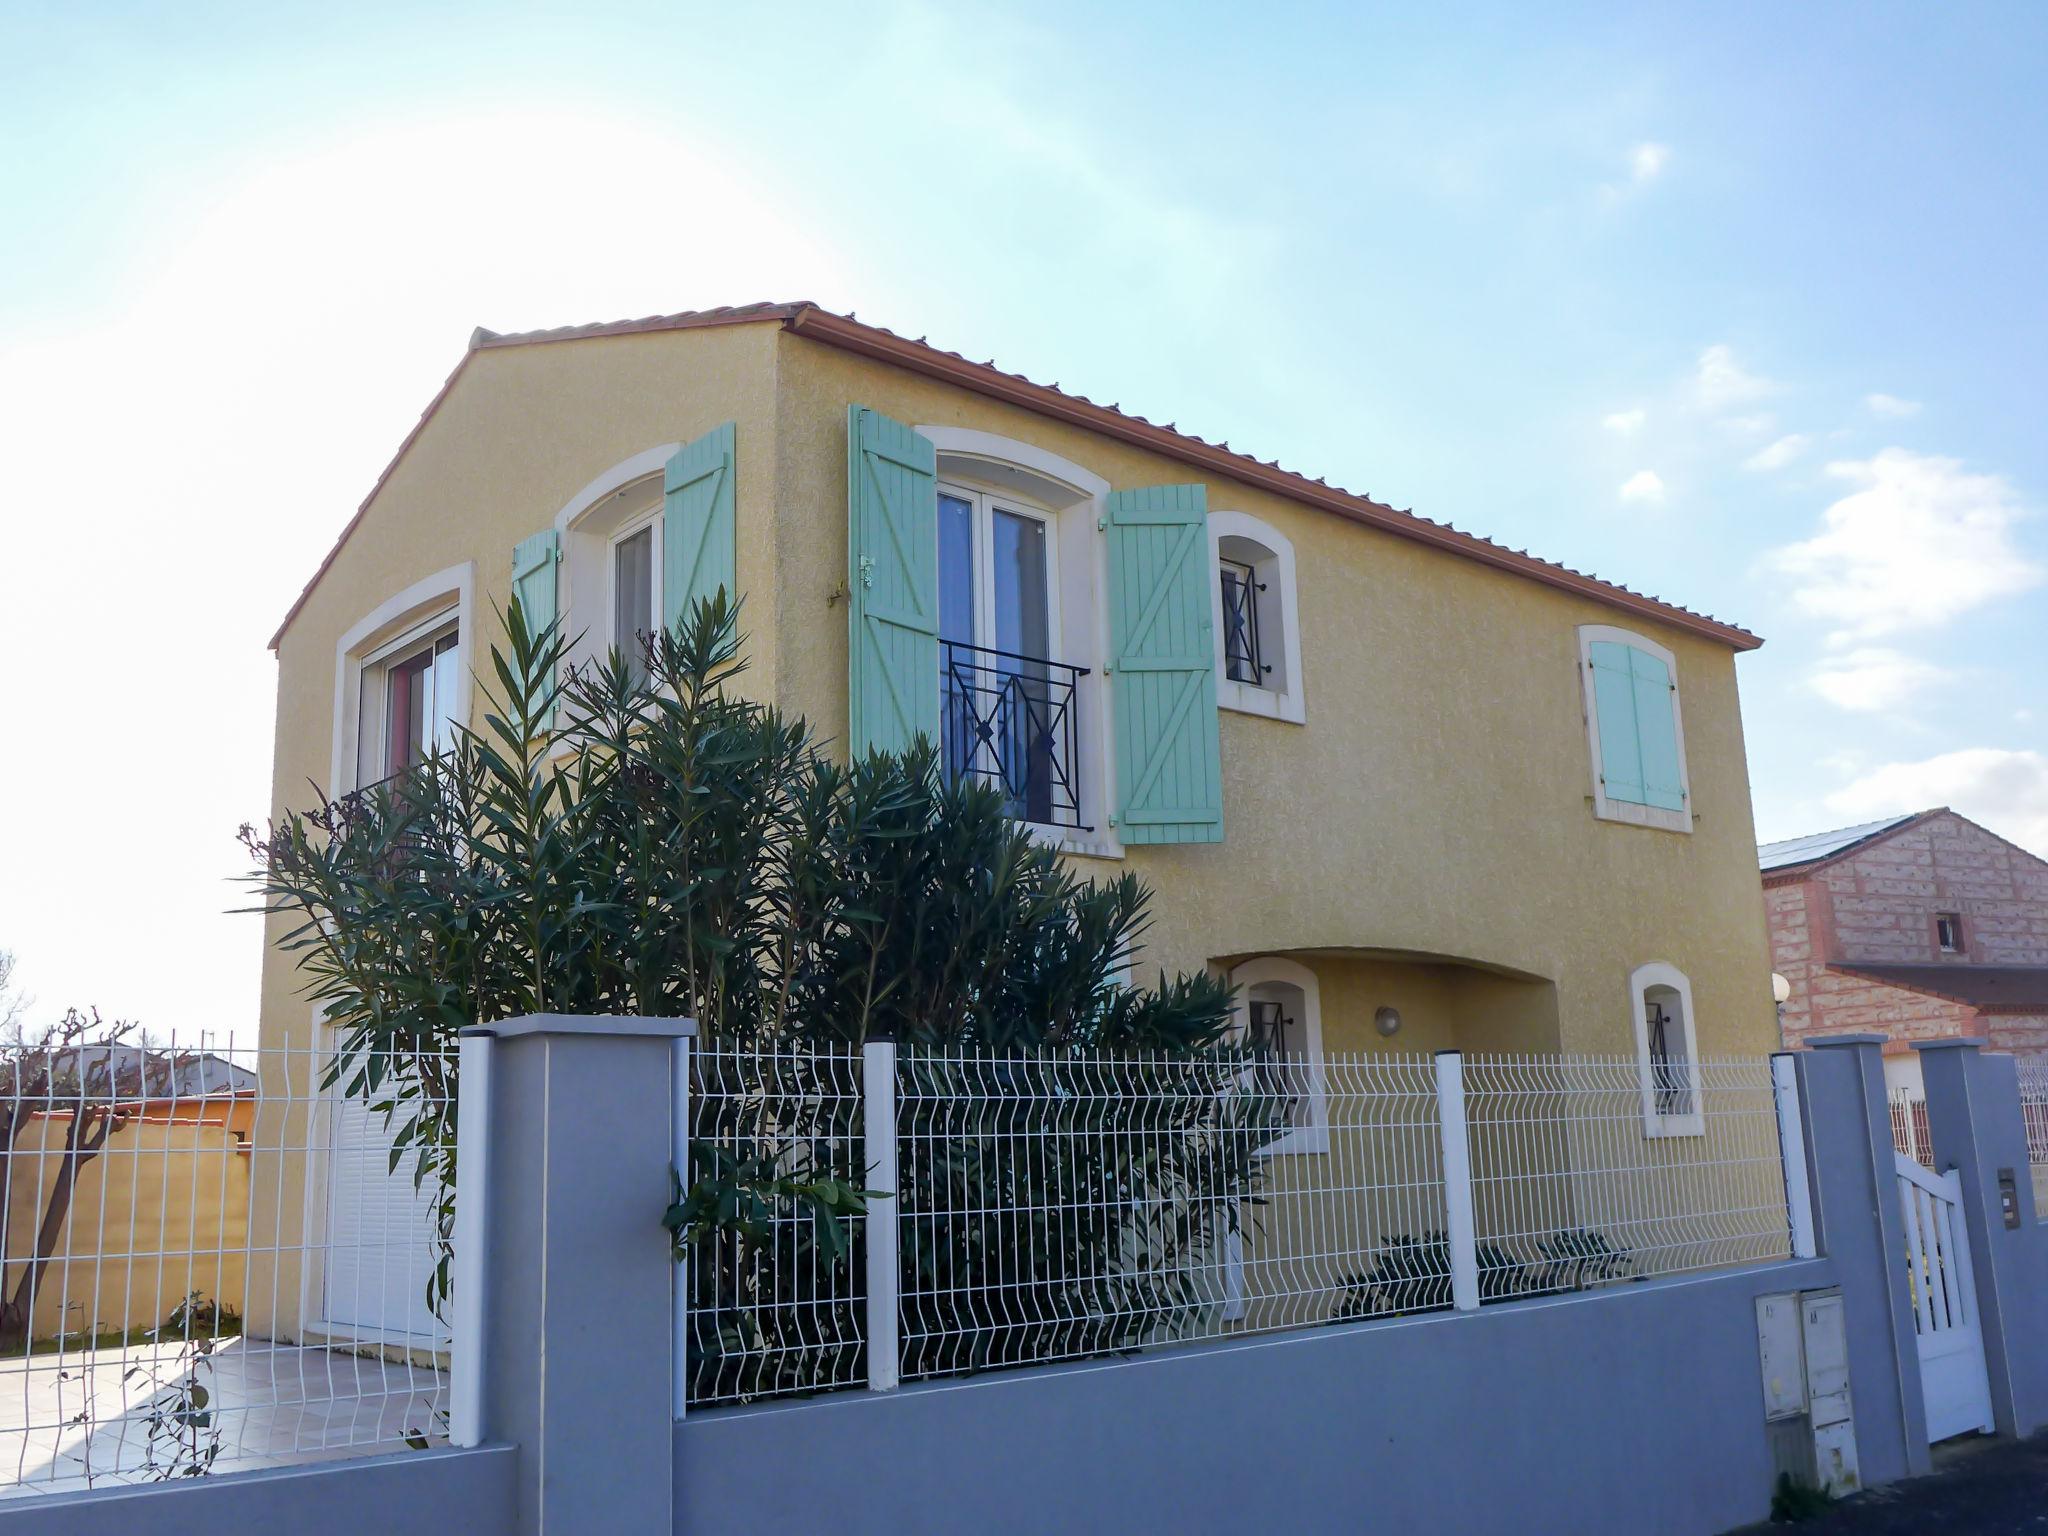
xmin=1629 ymin=961 xmax=1703 ymax=1137
xmin=332 ymin=563 xmax=475 ymax=794
xmin=1210 ymin=511 xmax=1305 ymax=724
xmin=553 ymin=444 xmax=680 ymax=685
xmin=1230 ymin=956 xmax=1328 ymax=1153
xmin=1577 ymin=624 xmax=1692 ymax=834
xmin=915 ymin=426 xmax=1120 ymax=858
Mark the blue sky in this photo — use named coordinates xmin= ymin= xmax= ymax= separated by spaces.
xmin=2 ymin=1 xmax=2045 ymax=1033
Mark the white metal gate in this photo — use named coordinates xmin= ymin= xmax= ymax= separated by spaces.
xmin=1895 ymin=1151 xmax=1993 ymax=1441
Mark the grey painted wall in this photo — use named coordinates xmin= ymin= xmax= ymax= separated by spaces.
xmin=0 ymin=1445 xmax=515 ymax=1536
xmin=677 ymin=1260 xmax=1844 ymax=1536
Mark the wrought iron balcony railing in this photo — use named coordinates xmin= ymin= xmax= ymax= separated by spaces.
xmin=940 ymin=639 xmax=1090 ymax=831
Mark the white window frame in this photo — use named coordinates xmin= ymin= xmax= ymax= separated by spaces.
xmin=606 ymin=503 xmax=664 ymax=670
xmin=1209 ymin=511 xmax=1306 ymax=725
xmin=1576 ymin=623 xmax=1693 ymax=835
xmin=330 ymin=564 xmax=475 ymax=796
xmin=935 ymin=479 xmax=1064 ymax=669
xmin=550 ymin=443 xmax=681 ymax=688
xmin=1628 ymin=960 xmax=1704 ymax=1138
xmin=1229 ymin=955 xmax=1330 ymax=1155
xmin=916 ymin=426 xmax=1122 ymax=861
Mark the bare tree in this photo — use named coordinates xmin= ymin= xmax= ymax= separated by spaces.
xmin=0 ymin=1008 xmax=179 ymax=1350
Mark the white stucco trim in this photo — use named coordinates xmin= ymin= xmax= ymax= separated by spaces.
xmin=548 ymin=446 xmax=678 ymax=684
xmin=1576 ymin=623 xmax=1693 ymax=835
xmin=1230 ymin=955 xmax=1330 ymax=1155
xmin=1210 ymin=510 xmax=1306 ymax=724
xmin=549 ymin=444 xmax=683 ymax=540
xmin=1628 ymin=960 xmax=1704 ymax=1138
xmin=913 ymin=426 xmax=1110 ymax=503
xmin=330 ymin=563 xmax=475 ymax=795
xmin=917 ymin=425 xmax=1123 ymax=857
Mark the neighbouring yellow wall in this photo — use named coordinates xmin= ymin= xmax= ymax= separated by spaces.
xmin=3 ymin=1118 xmax=249 ymax=1342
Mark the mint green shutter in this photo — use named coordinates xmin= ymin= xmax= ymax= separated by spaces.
xmin=511 ymin=528 xmax=561 ymax=725
xmin=1106 ymin=484 xmax=1223 ymax=844
xmin=663 ymin=421 xmax=736 ymax=631
xmin=1589 ymin=640 xmax=1684 ymax=812
xmin=1588 ymin=640 xmax=1644 ymax=804
xmin=847 ymin=405 xmax=939 ymax=757
xmin=1630 ymin=647 xmax=1685 ymax=811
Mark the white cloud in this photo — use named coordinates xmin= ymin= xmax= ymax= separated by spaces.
xmin=1618 ymin=470 xmax=1666 ymax=505
xmin=1603 ymin=407 xmax=1646 ymax=434
xmin=1630 ymin=142 xmax=1671 ymax=184
xmin=1827 ymin=749 xmax=2048 ymax=858
xmin=1806 ymin=648 xmax=1951 ymax=712
xmin=1694 ymin=344 xmax=1781 ymax=413
xmin=1744 ymin=433 xmax=1810 ymax=472
xmin=1866 ymin=392 xmax=1922 ymax=419
xmin=1761 ymin=448 xmax=2046 ymax=643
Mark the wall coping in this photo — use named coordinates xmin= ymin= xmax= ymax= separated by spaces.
xmin=1910 ymin=1037 xmax=1990 ymax=1052
xmin=461 ymin=1013 xmax=697 ymax=1040
xmin=1807 ymin=1034 xmax=1889 ymax=1048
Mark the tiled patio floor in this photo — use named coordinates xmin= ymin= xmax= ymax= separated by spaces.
xmin=1 ymin=1338 xmax=447 ymax=1496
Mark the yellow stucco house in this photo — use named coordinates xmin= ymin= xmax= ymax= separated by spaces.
xmin=254 ymin=302 xmax=1778 ymax=1342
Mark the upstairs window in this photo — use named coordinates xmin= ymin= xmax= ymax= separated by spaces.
xmin=1936 ymin=912 xmax=1964 ymax=953
xmin=610 ymin=513 xmax=660 ymax=681
xmin=1210 ymin=511 xmax=1305 ymax=725
xmin=356 ymin=618 xmax=460 ymax=789
xmin=936 ymin=480 xmax=1086 ymax=829
xmin=1577 ymin=625 xmax=1691 ymax=834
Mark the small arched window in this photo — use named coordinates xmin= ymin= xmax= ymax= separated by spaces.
xmin=1629 ymin=961 xmax=1703 ymax=1137
xmin=1210 ymin=512 xmax=1305 ymax=724
xmin=1230 ymin=956 xmax=1328 ymax=1153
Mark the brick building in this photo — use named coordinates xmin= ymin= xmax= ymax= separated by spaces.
xmin=1761 ymin=808 xmax=2048 ymax=1099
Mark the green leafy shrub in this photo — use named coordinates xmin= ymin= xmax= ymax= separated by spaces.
xmin=246 ymin=595 xmax=1277 ymax=1395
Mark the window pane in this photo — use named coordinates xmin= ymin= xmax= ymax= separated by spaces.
xmin=429 ymin=632 xmax=460 ymax=755
xmin=990 ymin=508 xmax=1049 ymax=660
xmin=938 ymin=493 xmax=975 ymax=645
xmin=383 ymin=648 xmax=433 ymax=779
xmin=614 ymin=526 xmax=655 ymax=673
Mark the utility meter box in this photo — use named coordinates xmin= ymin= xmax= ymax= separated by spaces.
xmin=1756 ymin=1289 xmax=1860 ymax=1498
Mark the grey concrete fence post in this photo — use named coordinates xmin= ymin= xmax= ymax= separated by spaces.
xmin=460 ymin=1014 xmax=695 ymax=1536
xmin=1914 ymin=1038 xmax=2048 ymax=1437
xmin=1802 ymin=1036 xmax=1932 ymax=1479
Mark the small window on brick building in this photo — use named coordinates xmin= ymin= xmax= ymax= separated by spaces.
xmin=1936 ymin=912 xmax=1963 ymax=954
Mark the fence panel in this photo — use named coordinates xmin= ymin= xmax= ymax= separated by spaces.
xmin=1463 ymin=1054 xmax=1794 ymax=1293
xmin=1 ymin=1033 xmax=454 ymax=1497
xmin=682 ymin=1044 xmax=866 ymax=1408
xmin=2018 ymin=1059 xmax=2048 ymax=1216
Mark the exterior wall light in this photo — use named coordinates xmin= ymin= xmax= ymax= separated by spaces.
xmin=1373 ymin=1006 xmax=1403 ymax=1038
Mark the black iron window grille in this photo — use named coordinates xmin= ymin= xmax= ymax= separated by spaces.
xmin=1247 ymin=998 xmax=1307 ymax=1128
xmin=1646 ymin=1002 xmax=1694 ymax=1118
xmin=940 ymin=639 xmax=1090 ymax=831
xmin=1220 ymin=557 xmax=1269 ymax=686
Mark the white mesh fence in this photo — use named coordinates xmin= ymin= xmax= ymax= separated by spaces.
xmin=683 ymin=1045 xmax=867 ymax=1407
xmin=2018 ymin=1058 xmax=2048 ymax=1172
xmin=1462 ymin=1055 xmax=1793 ymax=1293
xmin=677 ymin=1045 xmax=1801 ymax=1406
xmin=0 ymin=1033 xmax=453 ymax=1496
